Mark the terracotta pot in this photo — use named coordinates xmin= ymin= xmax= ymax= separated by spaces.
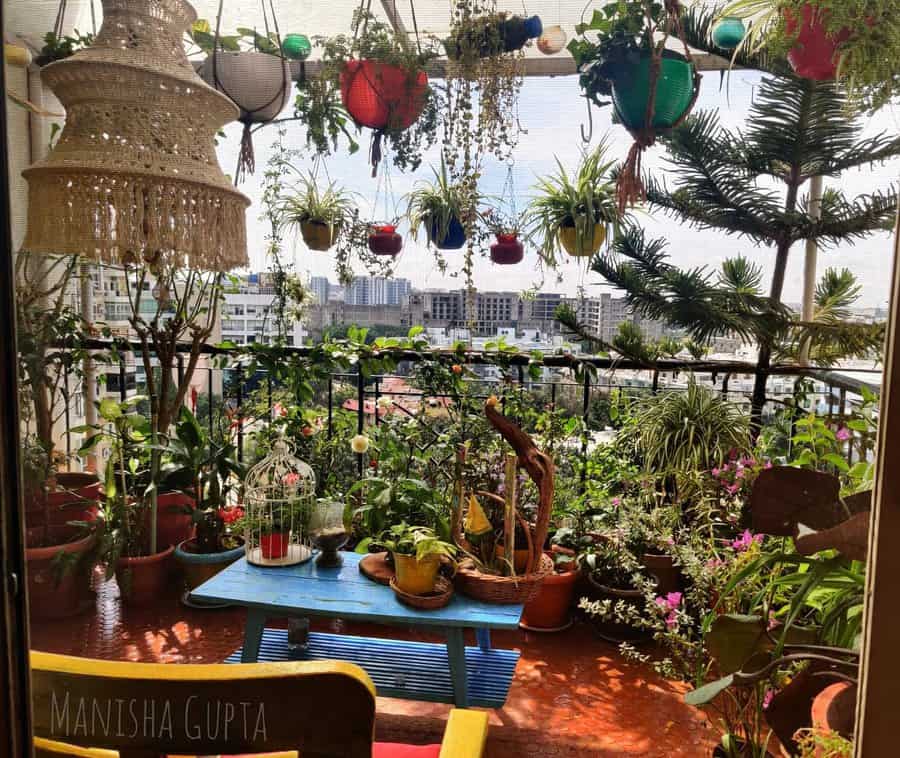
xmin=27 ymin=472 xmax=102 ymax=529
xmin=260 ymin=531 xmax=290 ymax=560
xmin=784 ymin=4 xmax=851 ymax=81
xmin=811 ymin=682 xmax=857 ymax=743
xmin=368 ymin=225 xmax=403 ymax=256
xmin=559 ymin=223 xmax=606 ymax=257
xmin=174 ymin=538 xmax=246 ymax=592
xmin=25 ymin=526 xmax=96 ymax=620
xmin=490 ymin=233 xmax=524 ymax=265
xmin=642 ymin=552 xmax=682 ymax=595
xmin=583 ymin=571 xmax=649 ymax=644
xmin=393 ymin=553 xmax=440 ymax=595
xmin=521 ymin=558 xmax=580 ymax=631
xmin=153 ymin=491 xmax=196 ymax=549
xmin=300 ymin=220 xmax=340 ymax=251
xmin=115 ymin=545 xmax=175 ymax=605
xmin=340 ymin=60 xmax=428 ymax=131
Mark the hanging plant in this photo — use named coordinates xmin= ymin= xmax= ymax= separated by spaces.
xmin=192 ymin=18 xmax=293 ymax=181
xmin=367 ymin=224 xmax=403 ymax=256
xmin=332 ymin=208 xmax=398 ymax=284
xmin=524 ymin=141 xmax=620 ymax=267
xmin=317 ymin=9 xmax=441 ymax=175
xmin=292 ymin=75 xmax=361 ymax=158
xmin=568 ymin=1 xmax=702 ymax=210
xmin=281 ymin=173 xmax=356 ymax=252
xmin=406 ymin=159 xmax=477 ymax=252
xmin=484 ymin=211 xmax=525 ymax=266
xmin=721 ymin=1 xmax=899 ymax=111
xmin=442 ymin=0 xmax=527 ymax=321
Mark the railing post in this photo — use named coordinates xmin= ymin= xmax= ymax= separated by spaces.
xmin=327 ymin=374 xmax=334 ymax=439
xmin=119 ymin=358 xmax=127 ymax=403
xmin=357 ymin=367 xmax=365 ymax=477
xmin=267 ymin=372 xmax=273 ymax=418
xmin=581 ymin=370 xmax=591 ymax=493
xmin=63 ymin=369 xmax=71 ymax=460
xmin=236 ymin=368 xmax=244 ymax=464
xmin=374 ymin=377 xmax=381 ymax=427
xmin=652 ymin=369 xmax=660 ymax=394
xmin=207 ymin=367 xmax=214 ymax=437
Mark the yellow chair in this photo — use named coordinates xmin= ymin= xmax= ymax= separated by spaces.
xmin=31 ymin=651 xmax=488 ymax=758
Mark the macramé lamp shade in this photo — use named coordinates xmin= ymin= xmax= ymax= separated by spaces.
xmin=21 ymin=0 xmax=250 ymax=272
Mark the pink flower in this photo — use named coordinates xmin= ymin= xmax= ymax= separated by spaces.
xmin=273 ymin=402 xmax=288 ymax=418
xmin=656 ymin=592 xmax=682 ymax=612
xmin=282 ymin=472 xmax=300 ymax=486
xmin=763 ymin=689 xmax=775 ymax=710
xmin=768 ymin=611 xmax=778 ymax=631
xmin=665 ymin=611 xmax=678 ymax=629
xmin=735 ymin=469 xmax=745 ymax=479
xmin=665 ymin=537 xmax=675 ymax=546
xmin=764 ymin=460 xmax=773 ymax=469
xmin=711 ymin=467 xmax=721 ymax=477
xmin=725 ymin=484 xmax=740 ymax=495
xmin=836 ymin=427 xmax=851 ymax=442
xmin=705 ymin=558 xmax=726 ymax=571
xmin=731 ymin=530 xmax=763 ymax=552
xmin=611 ymin=497 xmax=621 ymax=507
xmin=655 ymin=596 xmax=668 ymax=609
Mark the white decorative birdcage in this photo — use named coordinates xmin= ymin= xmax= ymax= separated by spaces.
xmin=243 ymin=437 xmax=315 ymax=566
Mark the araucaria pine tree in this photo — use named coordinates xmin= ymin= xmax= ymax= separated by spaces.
xmin=590 ymin=70 xmax=900 ymax=430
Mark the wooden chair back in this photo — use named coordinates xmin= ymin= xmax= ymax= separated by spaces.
xmin=31 ymin=651 xmax=377 ymax=758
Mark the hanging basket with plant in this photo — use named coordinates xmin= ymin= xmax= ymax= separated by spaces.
xmin=720 ymin=1 xmax=898 ymax=111
xmin=282 ymin=172 xmax=356 ymax=253
xmin=525 ymin=141 xmax=619 ymax=267
xmin=319 ymin=8 xmax=441 ymax=175
xmin=192 ymin=13 xmax=293 ymax=181
xmin=406 ymin=159 xmax=473 ymax=251
xmin=568 ymin=1 xmax=702 ymax=210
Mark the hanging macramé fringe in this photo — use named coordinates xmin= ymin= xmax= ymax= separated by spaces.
xmin=236 ymin=122 xmax=256 ymax=185
xmin=21 ymin=172 xmax=248 ymax=271
xmin=617 ymin=134 xmax=655 ymax=214
xmin=370 ymin=130 xmax=385 ymax=178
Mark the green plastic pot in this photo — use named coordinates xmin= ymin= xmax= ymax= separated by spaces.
xmin=611 ymin=54 xmax=695 ymax=131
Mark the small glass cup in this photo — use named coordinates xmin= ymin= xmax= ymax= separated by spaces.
xmin=310 ymin=499 xmax=348 ymax=568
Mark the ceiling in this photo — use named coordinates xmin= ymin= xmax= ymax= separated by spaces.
xmin=5 ymin=0 xmax=729 ymax=75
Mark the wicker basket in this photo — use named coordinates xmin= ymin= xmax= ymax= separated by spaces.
xmin=391 ymin=575 xmax=454 ymax=610
xmin=454 ymin=552 xmax=553 ymax=605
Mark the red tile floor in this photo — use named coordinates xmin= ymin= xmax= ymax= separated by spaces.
xmin=31 ymin=571 xmax=718 ymax=757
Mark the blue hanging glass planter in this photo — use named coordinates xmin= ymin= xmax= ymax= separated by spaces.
xmin=712 ymin=17 xmax=746 ymax=51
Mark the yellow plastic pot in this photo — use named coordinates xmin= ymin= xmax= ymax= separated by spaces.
xmin=392 ymin=552 xmax=441 ymax=595
xmin=559 ymin=223 xmax=606 ymax=257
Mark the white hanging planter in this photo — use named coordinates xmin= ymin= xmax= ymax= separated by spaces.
xmin=200 ymin=50 xmax=292 ymax=123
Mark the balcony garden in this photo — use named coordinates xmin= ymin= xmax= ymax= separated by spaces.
xmin=7 ymin=0 xmax=899 ymax=757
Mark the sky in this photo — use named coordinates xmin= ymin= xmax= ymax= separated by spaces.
xmin=216 ymin=70 xmax=900 ymax=308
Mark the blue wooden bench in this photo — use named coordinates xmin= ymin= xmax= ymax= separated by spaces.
xmin=191 ymin=553 xmax=524 ymax=708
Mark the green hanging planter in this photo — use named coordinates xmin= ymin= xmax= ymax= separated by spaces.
xmin=611 ymin=53 xmax=695 ymax=131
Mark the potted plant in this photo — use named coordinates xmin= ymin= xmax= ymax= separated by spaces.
xmin=520 ymin=528 xmax=582 ymax=632
xmin=485 ymin=213 xmax=525 ymax=265
xmin=160 ymin=407 xmax=247 ymax=594
xmin=525 ymin=142 xmax=619 ymax=267
xmin=34 ymin=29 xmax=94 ymax=67
xmin=406 ymin=160 xmax=470 ymax=251
xmin=368 ymin=223 xmax=403 ymax=256
xmin=79 ymin=397 xmax=175 ymax=605
xmin=568 ymin=1 xmax=698 ymax=132
xmin=578 ymin=541 xmax=649 ymax=643
xmin=282 ymin=173 xmax=356 ymax=252
xmin=721 ymin=1 xmax=897 ymax=109
xmin=380 ymin=523 xmax=457 ymax=596
xmin=318 ymin=9 xmax=441 ymax=172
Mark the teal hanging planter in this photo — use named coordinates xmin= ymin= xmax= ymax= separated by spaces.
xmin=712 ymin=17 xmax=746 ymax=51
xmin=611 ymin=53 xmax=695 ymax=131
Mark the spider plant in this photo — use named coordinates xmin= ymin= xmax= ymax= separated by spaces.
xmin=406 ymin=159 xmax=471 ymax=249
xmin=525 ymin=141 xmax=619 ymax=267
xmin=281 ymin=174 xmax=356 ymax=251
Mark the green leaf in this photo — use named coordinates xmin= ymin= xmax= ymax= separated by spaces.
xmin=707 ymin=614 xmax=770 ymax=674
xmin=823 ymin=453 xmax=850 ymax=473
xmin=684 ymin=674 xmax=735 ymax=706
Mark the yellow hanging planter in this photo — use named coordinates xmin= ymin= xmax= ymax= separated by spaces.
xmin=559 ymin=223 xmax=607 ymax=257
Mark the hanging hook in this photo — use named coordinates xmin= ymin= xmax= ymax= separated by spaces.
xmin=580 ymin=98 xmax=593 ymax=143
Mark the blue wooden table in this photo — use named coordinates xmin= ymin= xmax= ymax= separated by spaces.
xmin=190 ymin=553 xmax=523 ymax=707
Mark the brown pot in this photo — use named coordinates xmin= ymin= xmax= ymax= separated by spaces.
xmin=583 ymin=571 xmax=649 ymax=644
xmin=25 ymin=526 xmax=96 ymax=620
xmin=152 ymin=491 xmax=196 ymax=549
xmin=642 ymin=552 xmax=682 ymax=595
xmin=26 ymin=472 xmax=102 ymax=529
xmin=811 ymin=682 xmax=857 ymax=744
xmin=495 ymin=544 xmax=531 ymax=574
xmin=300 ymin=220 xmax=339 ymax=251
xmin=115 ymin=545 xmax=175 ymax=604
xmin=521 ymin=557 xmax=580 ymax=632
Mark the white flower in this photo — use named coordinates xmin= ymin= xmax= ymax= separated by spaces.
xmin=351 ymin=434 xmax=370 ymax=454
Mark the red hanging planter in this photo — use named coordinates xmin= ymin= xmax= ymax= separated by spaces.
xmin=340 ymin=60 xmax=429 ymax=131
xmin=490 ymin=233 xmax=524 ymax=265
xmin=368 ymin=224 xmax=403 ymax=256
xmin=784 ymin=3 xmax=851 ymax=81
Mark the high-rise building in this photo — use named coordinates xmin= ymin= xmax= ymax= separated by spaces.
xmin=309 ymin=276 xmax=330 ymax=306
xmin=345 ymin=276 xmax=411 ymax=306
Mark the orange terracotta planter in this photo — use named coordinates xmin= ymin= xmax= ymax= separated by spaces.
xmin=115 ymin=545 xmax=175 ymax=604
xmin=26 ymin=526 xmax=96 ymax=620
xmin=521 ymin=559 xmax=580 ymax=632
